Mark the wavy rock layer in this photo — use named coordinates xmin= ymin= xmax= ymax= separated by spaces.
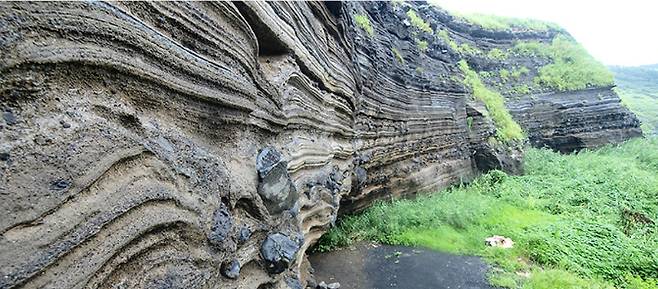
xmin=0 ymin=2 xmax=640 ymax=289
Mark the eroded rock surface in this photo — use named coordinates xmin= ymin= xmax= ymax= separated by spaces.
xmin=0 ymin=1 xmax=640 ymax=288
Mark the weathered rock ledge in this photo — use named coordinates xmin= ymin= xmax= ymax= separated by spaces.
xmin=0 ymin=2 xmax=640 ymax=289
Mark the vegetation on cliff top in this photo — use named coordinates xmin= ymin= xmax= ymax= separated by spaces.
xmin=475 ymin=36 xmax=614 ymax=94
xmin=458 ymin=60 xmax=525 ymax=141
xmin=512 ymin=36 xmax=614 ymax=91
xmin=453 ymin=12 xmax=561 ymax=32
xmin=434 ymin=6 xmax=614 ymax=93
xmin=401 ymin=4 xmax=613 ymax=97
xmin=318 ymin=137 xmax=658 ymax=289
xmin=533 ymin=36 xmax=614 ymax=91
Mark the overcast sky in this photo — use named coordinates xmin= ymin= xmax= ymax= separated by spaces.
xmin=431 ymin=0 xmax=658 ymax=66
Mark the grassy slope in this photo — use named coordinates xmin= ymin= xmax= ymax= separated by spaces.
xmin=432 ymin=9 xmax=614 ymax=93
xmin=318 ymin=138 xmax=658 ymax=289
xmin=610 ymin=65 xmax=658 ymax=135
xmin=452 ymin=12 xmax=561 ymax=32
xmin=458 ymin=60 xmax=525 ymax=141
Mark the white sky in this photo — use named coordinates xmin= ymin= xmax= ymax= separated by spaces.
xmin=431 ymin=0 xmax=658 ymax=66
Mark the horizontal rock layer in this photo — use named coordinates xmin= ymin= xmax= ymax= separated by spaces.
xmin=0 ymin=1 xmax=640 ymax=289
xmin=507 ymin=86 xmax=642 ymax=153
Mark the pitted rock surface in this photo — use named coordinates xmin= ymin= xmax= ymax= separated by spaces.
xmin=208 ymin=203 xmax=233 ymax=247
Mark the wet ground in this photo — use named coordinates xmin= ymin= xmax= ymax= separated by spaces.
xmin=309 ymin=242 xmax=497 ymax=289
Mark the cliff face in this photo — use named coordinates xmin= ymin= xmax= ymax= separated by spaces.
xmin=0 ymin=2 xmax=640 ymax=289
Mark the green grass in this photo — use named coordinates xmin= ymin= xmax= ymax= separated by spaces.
xmin=453 ymin=13 xmax=561 ymax=32
xmin=458 ymin=60 xmax=525 ymax=141
xmin=511 ymin=84 xmax=531 ymax=95
xmin=535 ymin=36 xmax=614 ymax=91
xmin=512 ymin=41 xmax=550 ymax=57
xmin=521 ymin=269 xmax=615 ymax=289
xmin=415 ymin=39 xmax=429 ymax=52
xmin=512 ymin=66 xmax=530 ymax=80
xmin=500 ymin=69 xmax=511 ymax=82
xmin=435 ymin=29 xmax=484 ymax=56
xmin=488 ymin=48 xmax=509 ymax=60
xmin=437 ymin=29 xmax=459 ymax=51
xmin=391 ymin=48 xmax=405 ymax=64
xmin=513 ymin=36 xmax=614 ymax=91
xmin=317 ymin=137 xmax=658 ymax=289
xmin=458 ymin=43 xmax=483 ymax=55
xmin=406 ymin=10 xmax=433 ymax=34
xmin=479 ymin=71 xmax=494 ymax=79
xmin=354 ymin=14 xmax=374 ymax=37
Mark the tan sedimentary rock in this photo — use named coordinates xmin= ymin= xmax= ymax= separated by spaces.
xmin=0 ymin=2 xmax=640 ymax=289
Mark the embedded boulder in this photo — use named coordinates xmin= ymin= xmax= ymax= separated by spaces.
xmin=208 ymin=203 xmax=234 ymax=247
xmin=256 ymin=147 xmax=298 ymax=214
xmin=221 ymin=259 xmax=241 ymax=279
xmin=261 ymin=233 xmax=301 ymax=274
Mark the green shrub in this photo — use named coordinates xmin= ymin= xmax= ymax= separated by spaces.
xmin=435 ymin=29 xmax=481 ymax=56
xmin=511 ymin=84 xmax=531 ymax=95
xmin=514 ymin=36 xmax=614 ymax=91
xmin=466 ymin=116 xmax=474 ymax=130
xmin=499 ymin=69 xmax=511 ymax=82
xmin=354 ymin=14 xmax=374 ymax=37
xmin=458 ymin=43 xmax=482 ymax=55
xmin=513 ymin=41 xmax=550 ymax=57
xmin=415 ymin=39 xmax=429 ymax=52
xmin=437 ymin=29 xmax=459 ymax=51
xmin=458 ymin=60 xmax=525 ymax=141
xmin=479 ymin=71 xmax=494 ymax=79
xmin=487 ymin=48 xmax=508 ymax=60
xmin=511 ymin=66 xmax=530 ymax=79
xmin=622 ymin=275 xmax=658 ymax=289
xmin=406 ymin=10 xmax=433 ymax=33
xmin=391 ymin=48 xmax=404 ymax=64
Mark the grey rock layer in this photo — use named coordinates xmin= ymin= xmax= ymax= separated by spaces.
xmin=0 ymin=1 xmax=640 ymax=289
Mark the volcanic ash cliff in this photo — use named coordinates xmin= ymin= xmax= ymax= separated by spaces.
xmin=0 ymin=2 xmax=641 ymax=289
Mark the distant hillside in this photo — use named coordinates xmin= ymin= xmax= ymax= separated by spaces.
xmin=610 ymin=64 xmax=658 ymax=135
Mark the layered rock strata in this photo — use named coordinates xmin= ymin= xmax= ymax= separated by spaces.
xmin=0 ymin=1 xmax=640 ymax=289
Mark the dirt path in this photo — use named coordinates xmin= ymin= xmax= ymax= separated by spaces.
xmin=309 ymin=242 xmax=497 ymax=289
